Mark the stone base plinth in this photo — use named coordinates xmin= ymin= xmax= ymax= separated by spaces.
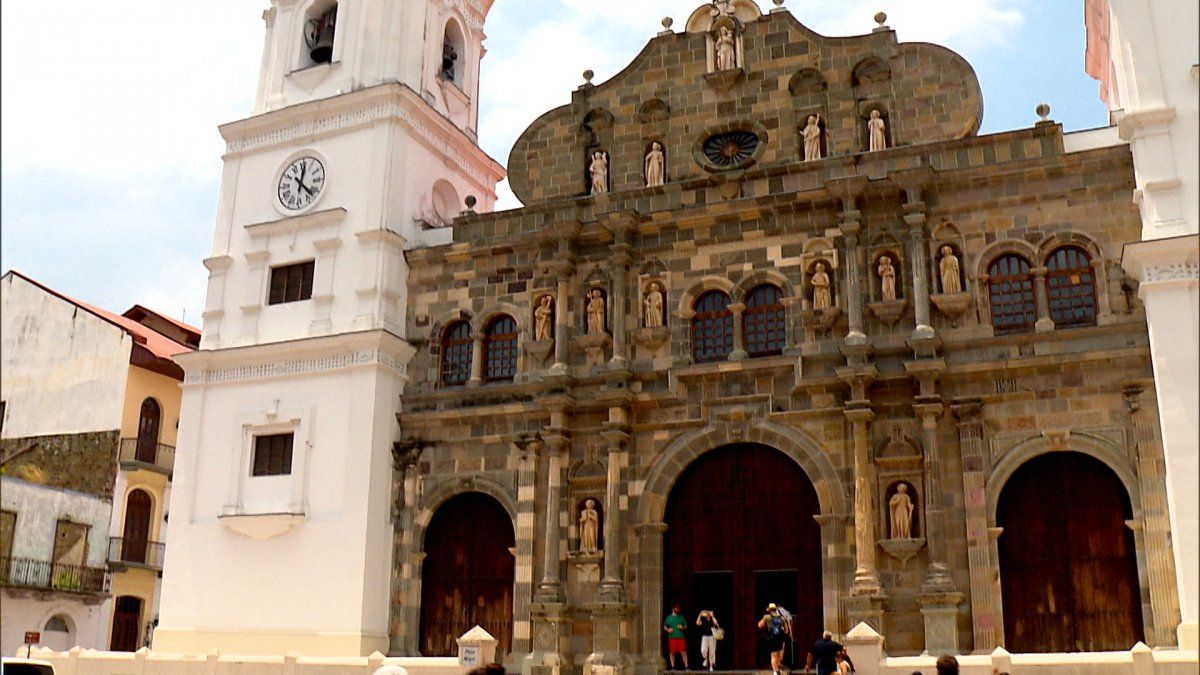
xmin=917 ymin=591 xmax=963 ymax=655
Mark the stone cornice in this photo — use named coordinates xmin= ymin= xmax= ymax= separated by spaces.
xmin=1121 ymin=234 xmax=1200 ymax=289
xmin=179 ymin=329 xmax=415 ymax=386
xmin=219 ymin=83 xmax=505 ymax=189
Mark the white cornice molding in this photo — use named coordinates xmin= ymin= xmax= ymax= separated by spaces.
xmin=179 ymin=329 xmax=415 ymax=386
xmin=244 ymin=207 xmax=347 ymax=238
xmin=1121 ymin=234 xmax=1200 ymax=290
xmin=219 ymin=83 xmax=505 ymax=189
xmin=1116 ymin=105 xmax=1176 ymax=140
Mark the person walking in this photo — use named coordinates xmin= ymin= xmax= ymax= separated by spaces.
xmin=834 ymin=651 xmax=852 ymax=675
xmin=935 ymin=655 xmax=959 ymax=675
xmin=758 ymin=603 xmax=790 ymax=675
xmin=696 ymin=609 xmax=721 ymax=671
xmin=804 ymin=631 xmax=844 ymax=675
xmin=664 ymin=604 xmax=689 ymax=670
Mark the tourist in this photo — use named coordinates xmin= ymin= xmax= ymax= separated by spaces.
xmin=835 ymin=651 xmax=852 ymax=675
xmin=664 ymin=604 xmax=689 ymax=670
xmin=805 ymin=631 xmax=844 ymax=675
xmin=758 ymin=603 xmax=790 ymax=675
xmin=696 ymin=609 xmax=721 ymax=671
xmin=936 ymin=655 xmax=959 ymax=675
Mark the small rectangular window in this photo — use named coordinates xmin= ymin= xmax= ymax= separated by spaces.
xmin=252 ymin=433 xmax=294 ymax=477
xmin=268 ymin=261 xmax=315 ymax=305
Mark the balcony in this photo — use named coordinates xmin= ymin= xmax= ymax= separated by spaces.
xmin=106 ymin=537 xmax=165 ymax=571
xmin=118 ymin=438 xmax=175 ymax=478
xmin=0 ymin=556 xmax=111 ymax=596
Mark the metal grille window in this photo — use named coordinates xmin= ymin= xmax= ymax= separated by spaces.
xmin=988 ymin=254 xmax=1037 ymax=335
xmin=743 ymin=284 xmax=786 ymax=357
xmin=268 ymin=261 xmax=315 ymax=305
xmin=1046 ymin=246 xmax=1097 ymax=328
xmin=252 ymin=433 xmax=294 ymax=477
xmin=483 ymin=315 xmax=518 ymax=382
xmin=439 ymin=321 xmax=473 ymax=386
xmin=691 ymin=291 xmax=734 ymax=363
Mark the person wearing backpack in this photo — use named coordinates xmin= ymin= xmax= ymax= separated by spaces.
xmin=757 ymin=603 xmax=790 ymax=675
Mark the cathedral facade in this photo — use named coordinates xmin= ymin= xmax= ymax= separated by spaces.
xmin=393 ymin=1 xmax=1181 ymax=670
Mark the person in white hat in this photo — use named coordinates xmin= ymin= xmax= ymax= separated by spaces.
xmin=758 ymin=603 xmax=791 ymax=675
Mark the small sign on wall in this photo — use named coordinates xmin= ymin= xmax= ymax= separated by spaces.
xmin=459 ymin=644 xmax=481 ymax=668
xmin=24 ymin=631 xmax=40 ymax=644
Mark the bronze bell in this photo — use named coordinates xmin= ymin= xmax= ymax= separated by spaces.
xmin=306 ymin=10 xmax=336 ymax=64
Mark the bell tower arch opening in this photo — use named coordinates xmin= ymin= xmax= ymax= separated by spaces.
xmin=663 ymin=444 xmax=822 ymax=670
xmin=997 ymin=451 xmax=1144 ymax=652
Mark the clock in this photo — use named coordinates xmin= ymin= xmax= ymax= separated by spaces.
xmin=277 ymin=156 xmax=326 ymax=211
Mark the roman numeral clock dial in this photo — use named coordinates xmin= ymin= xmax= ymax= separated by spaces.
xmin=277 ymin=156 xmax=326 ymax=211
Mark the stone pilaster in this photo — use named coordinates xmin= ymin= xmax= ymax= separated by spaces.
xmin=389 ymin=439 xmax=424 ymax=655
xmin=845 ymin=406 xmax=882 ymax=596
xmin=826 ymin=176 xmax=868 ymax=345
xmin=892 ymin=167 xmax=936 ymax=341
xmin=607 ymin=222 xmax=632 ymax=367
xmin=1124 ymin=384 xmax=1183 ymax=646
xmin=636 ymin=522 xmax=669 ymax=675
xmin=952 ymin=398 xmax=1001 ymax=651
xmin=535 ymin=430 xmax=569 ymax=603
xmin=511 ymin=433 xmax=544 ymax=660
xmin=597 ymin=423 xmax=630 ymax=603
xmin=548 ymin=226 xmax=579 ymax=375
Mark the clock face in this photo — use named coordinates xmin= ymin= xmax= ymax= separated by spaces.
xmin=277 ymin=156 xmax=325 ymax=211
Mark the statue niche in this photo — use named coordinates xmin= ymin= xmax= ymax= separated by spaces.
xmin=876 ymin=436 xmax=926 ymax=566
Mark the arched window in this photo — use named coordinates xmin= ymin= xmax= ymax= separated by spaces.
xmin=441 ymin=19 xmax=465 ymax=85
xmin=988 ymin=254 xmax=1037 ymax=335
xmin=122 ymin=489 xmax=153 ymax=564
xmin=483 ymin=316 xmax=518 ymax=382
xmin=743 ymin=284 xmax=786 ymax=357
xmin=1046 ymin=246 xmax=1097 ymax=328
xmin=691 ymin=291 xmax=734 ymax=363
xmin=439 ymin=321 xmax=472 ymax=386
xmin=135 ymin=398 xmax=161 ymax=464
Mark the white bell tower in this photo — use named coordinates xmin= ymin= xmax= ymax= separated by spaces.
xmin=155 ymin=0 xmax=503 ymax=657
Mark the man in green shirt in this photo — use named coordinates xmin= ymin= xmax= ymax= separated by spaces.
xmin=664 ymin=604 xmax=689 ymax=670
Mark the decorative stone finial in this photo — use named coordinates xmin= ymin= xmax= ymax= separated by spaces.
xmin=773 ymin=0 xmax=785 ymax=8
xmin=583 ymin=69 xmax=594 ymax=85
xmin=464 ymin=195 xmax=477 ymax=214
xmin=662 ymin=16 xmax=673 ymax=30
xmin=874 ymin=11 xmax=887 ymax=26
xmin=1036 ymin=102 xmax=1051 ymax=121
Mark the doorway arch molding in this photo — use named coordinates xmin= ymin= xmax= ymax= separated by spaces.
xmin=414 ymin=475 xmax=518 ymax=543
xmin=638 ymin=419 xmax=846 ymax=525
xmin=985 ymin=431 xmax=1139 ymax=523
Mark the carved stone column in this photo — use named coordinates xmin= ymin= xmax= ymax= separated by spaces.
xmin=952 ymin=398 xmax=1000 ymax=651
xmin=597 ymin=423 xmax=630 ymax=602
xmin=608 ymin=225 xmax=632 ymax=367
xmin=912 ymin=398 xmax=962 ymax=655
xmin=389 ymin=440 xmax=424 ymax=655
xmin=893 ymin=167 xmax=936 ymax=341
xmin=1032 ymin=267 xmax=1055 ymax=332
xmin=469 ymin=334 xmax=485 ymax=386
xmin=512 ymin=433 xmax=544 ymax=660
xmin=842 ymin=220 xmax=867 ymax=345
xmin=846 ymin=406 xmax=882 ymax=597
xmin=536 ymin=431 xmax=569 ymax=602
xmin=1125 ymin=384 xmax=1184 ymax=646
xmin=636 ymin=522 xmax=669 ymax=672
xmin=728 ymin=302 xmax=748 ymax=360
xmin=548 ymin=226 xmax=578 ymax=375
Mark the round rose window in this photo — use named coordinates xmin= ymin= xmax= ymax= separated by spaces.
xmin=702 ymin=130 xmax=760 ymax=169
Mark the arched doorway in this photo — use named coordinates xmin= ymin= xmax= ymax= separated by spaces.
xmin=664 ymin=444 xmax=822 ymax=669
xmin=110 ymin=596 xmax=143 ymax=651
xmin=135 ymin=398 xmax=161 ymax=463
xmin=998 ymin=452 xmax=1143 ymax=652
xmin=419 ymin=492 xmax=515 ymax=657
xmin=122 ymin=489 xmax=152 ymax=564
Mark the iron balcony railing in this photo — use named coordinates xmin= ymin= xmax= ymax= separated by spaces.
xmin=106 ymin=537 xmax=166 ymax=570
xmin=0 ymin=556 xmax=111 ymax=595
xmin=118 ymin=438 xmax=175 ymax=477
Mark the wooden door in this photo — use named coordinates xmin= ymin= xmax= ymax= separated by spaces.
xmin=420 ymin=492 xmax=515 ymax=657
xmin=664 ymin=444 xmax=822 ymax=669
xmin=136 ymin=398 xmax=161 ymax=463
xmin=122 ymin=490 xmax=152 ymax=564
xmin=110 ymin=596 xmax=143 ymax=651
xmin=998 ymin=451 xmax=1144 ymax=652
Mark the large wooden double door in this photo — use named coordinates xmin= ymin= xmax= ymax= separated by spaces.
xmin=998 ymin=451 xmax=1143 ymax=652
xmin=664 ymin=445 xmax=822 ymax=669
xmin=420 ymin=492 xmax=515 ymax=657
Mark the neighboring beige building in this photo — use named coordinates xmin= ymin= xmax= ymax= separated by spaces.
xmin=1086 ymin=0 xmax=1200 ymax=650
xmin=0 ymin=271 xmax=198 ymax=654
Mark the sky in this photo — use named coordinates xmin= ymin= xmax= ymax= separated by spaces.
xmin=0 ymin=0 xmax=1109 ymax=325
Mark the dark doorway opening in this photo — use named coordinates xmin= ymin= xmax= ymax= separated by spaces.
xmin=110 ymin=596 xmax=143 ymax=651
xmin=998 ymin=451 xmax=1144 ymax=652
xmin=122 ymin=489 xmax=152 ymax=564
xmin=419 ymin=492 xmax=515 ymax=658
xmin=664 ymin=444 xmax=822 ymax=669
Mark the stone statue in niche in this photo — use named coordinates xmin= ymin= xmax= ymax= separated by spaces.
xmin=811 ymin=262 xmax=832 ymax=310
xmin=715 ymin=26 xmax=737 ymax=71
xmin=939 ymin=246 xmax=962 ymax=294
xmin=645 ymin=142 xmax=665 ymax=187
xmin=802 ymin=115 xmax=823 ymax=162
xmin=889 ymin=484 xmax=915 ymax=539
xmin=579 ymin=499 xmax=600 ymax=552
xmin=878 ymin=255 xmax=897 ymax=301
xmin=644 ymin=282 xmax=665 ymax=328
xmin=534 ymin=295 xmax=554 ymax=341
xmin=587 ymin=289 xmax=607 ymax=335
xmin=589 ymin=151 xmax=609 ymax=195
xmin=868 ymin=110 xmax=887 ymax=152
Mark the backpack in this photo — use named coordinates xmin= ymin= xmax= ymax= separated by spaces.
xmin=766 ymin=615 xmax=785 ymax=638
